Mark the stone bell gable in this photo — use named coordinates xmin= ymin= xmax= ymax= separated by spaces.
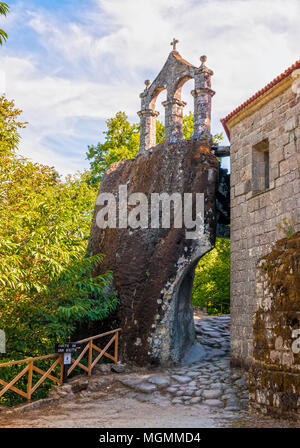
xmin=87 ymin=42 xmax=224 ymax=366
xmin=138 ymin=40 xmax=215 ymax=153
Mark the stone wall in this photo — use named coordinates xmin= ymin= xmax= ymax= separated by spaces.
xmin=230 ymin=83 xmax=300 ymax=368
xmin=249 ymin=233 xmax=300 ymax=420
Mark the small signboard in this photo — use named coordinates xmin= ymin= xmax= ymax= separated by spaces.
xmin=55 ymin=342 xmax=81 ymax=354
xmin=63 ymin=353 xmax=72 ymax=365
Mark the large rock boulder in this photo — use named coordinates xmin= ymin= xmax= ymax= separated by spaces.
xmin=88 ymin=140 xmax=219 ymax=366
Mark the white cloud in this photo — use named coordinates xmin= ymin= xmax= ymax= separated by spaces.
xmin=0 ymin=0 xmax=299 ymax=174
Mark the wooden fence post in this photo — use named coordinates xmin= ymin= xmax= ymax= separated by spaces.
xmin=88 ymin=340 xmax=93 ymax=376
xmin=114 ymin=331 xmax=119 ymax=363
xmin=59 ymin=354 xmax=64 ymax=385
xmin=27 ymin=360 xmax=33 ymax=401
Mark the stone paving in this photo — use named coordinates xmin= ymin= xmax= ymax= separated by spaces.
xmin=2 ymin=315 xmax=297 ymax=428
xmin=116 ymin=315 xmax=249 ymax=413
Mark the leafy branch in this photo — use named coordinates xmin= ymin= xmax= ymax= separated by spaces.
xmin=0 ymin=2 xmax=9 ymax=45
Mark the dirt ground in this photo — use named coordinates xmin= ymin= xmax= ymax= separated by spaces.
xmin=0 ymin=378 xmax=297 ymax=429
xmin=0 ymin=312 xmax=298 ymax=429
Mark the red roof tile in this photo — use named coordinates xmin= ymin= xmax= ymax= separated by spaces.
xmin=221 ymin=60 xmax=300 ymax=140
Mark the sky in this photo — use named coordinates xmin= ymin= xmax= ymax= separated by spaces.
xmin=0 ymin=0 xmax=299 ymax=176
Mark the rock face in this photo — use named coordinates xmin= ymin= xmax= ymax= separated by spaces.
xmin=88 ymin=140 xmax=218 ymax=366
xmin=249 ymin=233 xmax=300 ymax=420
xmin=216 ymin=167 xmax=230 ymax=238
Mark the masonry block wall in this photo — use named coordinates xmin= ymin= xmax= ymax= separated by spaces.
xmin=249 ymin=233 xmax=300 ymax=420
xmin=228 ymin=76 xmax=300 ymax=368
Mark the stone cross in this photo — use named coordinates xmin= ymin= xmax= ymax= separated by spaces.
xmin=170 ymin=38 xmax=179 ymax=51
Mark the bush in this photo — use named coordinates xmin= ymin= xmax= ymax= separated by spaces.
xmin=192 ymin=238 xmax=230 ymax=315
xmin=0 ymin=96 xmax=118 ymax=406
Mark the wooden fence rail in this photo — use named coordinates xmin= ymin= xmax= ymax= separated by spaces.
xmin=0 ymin=328 xmax=121 ymax=402
xmin=68 ymin=328 xmax=121 ymax=377
xmin=0 ymin=353 xmax=63 ymax=402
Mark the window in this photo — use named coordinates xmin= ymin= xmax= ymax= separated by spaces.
xmin=252 ymin=139 xmax=269 ymax=194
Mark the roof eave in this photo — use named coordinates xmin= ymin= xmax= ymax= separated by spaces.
xmin=221 ymin=59 xmax=300 ymax=141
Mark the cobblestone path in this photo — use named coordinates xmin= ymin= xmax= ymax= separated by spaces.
xmin=0 ymin=315 xmax=296 ymax=428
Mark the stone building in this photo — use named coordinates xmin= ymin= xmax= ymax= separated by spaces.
xmin=221 ymin=60 xmax=300 ymax=369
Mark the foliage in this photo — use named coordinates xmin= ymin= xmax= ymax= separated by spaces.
xmin=86 ymin=111 xmax=223 ymax=187
xmin=192 ymin=238 xmax=230 ymax=315
xmin=0 ymin=96 xmax=118 ymax=405
xmin=156 ymin=119 xmax=165 ymax=145
xmin=183 ymin=112 xmax=194 ymax=140
xmin=0 ymin=2 xmax=9 ymax=45
xmin=86 ymin=112 xmax=140 ymax=188
xmin=275 ymin=217 xmax=296 ymax=238
xmin=181 ymin=111 xmax=223 ymax=144
xmin=0 ymin=95 xmax=27 ymax=154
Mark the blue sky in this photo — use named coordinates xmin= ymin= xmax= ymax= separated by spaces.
xmin=0 ymin=0 xmax=299 ymax=175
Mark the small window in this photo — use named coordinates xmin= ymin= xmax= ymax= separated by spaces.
xmin=252 ymin=139 xmax=269 ymax=194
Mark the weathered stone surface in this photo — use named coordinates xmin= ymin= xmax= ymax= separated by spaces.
xmin=148 ymin=376 xmax=171 ymax=387
xmin=111 ymin=363 xmax=126 ymax=373
xmin=138 ymin=50 xmax=215 ymax=153
xmin=94 ymin=364 xmax=112 ymax=374
xmin=172 ymin=397 xmax=183 ymax=404
xmin=134 ymin=383 xmax=157 ymax=394
xmin=88 ymin=140 xmax=218 ymax=366
xmin=49 ymin=384 xmax=74 ymax=399
xmin=204 ymin=399 xmax=223 ymax=407
xmin=216 ymin=167 xmax=230 ymax=238
xmin=249 ymin=233 xmax=300 ymax=420
xmin=190 ymin=397 xmax=202 ymax=404
xmin=175 ymin=390 xmax=185 ymax=397
xmin=171 ymin=375 xmax=192 ymax=384
xmin=226 ymin=405 xmax=241 ymax=412
xmin=202 ymin=389 xmax=222 ymax=400
xmin=167 ymin=387 xmax=177 ymax=394
xmin=69 ymin=379 xmax=89 ymax=394
xmin=225 ymin=73 xmax=300 ymax=368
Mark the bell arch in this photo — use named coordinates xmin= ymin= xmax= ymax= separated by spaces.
xmin=137 ymin=43 xmax=215 ymax=154
xmin=149 ymin=85 xmax=166 ymax=109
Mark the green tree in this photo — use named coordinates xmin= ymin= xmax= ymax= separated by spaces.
xmin=86 ymin=112 xmax=140 ymax=187
xmin=0 ymin=96 xmax=118 ymax=405
xmin=86 ymin=111 xmax=223 ymax=187
xmin=192 ymin=238 xmax=230 ymax=315
xmin=0 ymin=2 xmax=9 ymax=45
xmin=183 ymin=111 xmax=194 ymax=140
xmin=0 ymin=95 xmax=27 ymax=159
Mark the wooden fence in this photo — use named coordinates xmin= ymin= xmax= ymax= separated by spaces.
xmin=68 ymin=328 xmax=121 ymax=377
xmin=0 ymin=328 xmax=121 ymax=402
